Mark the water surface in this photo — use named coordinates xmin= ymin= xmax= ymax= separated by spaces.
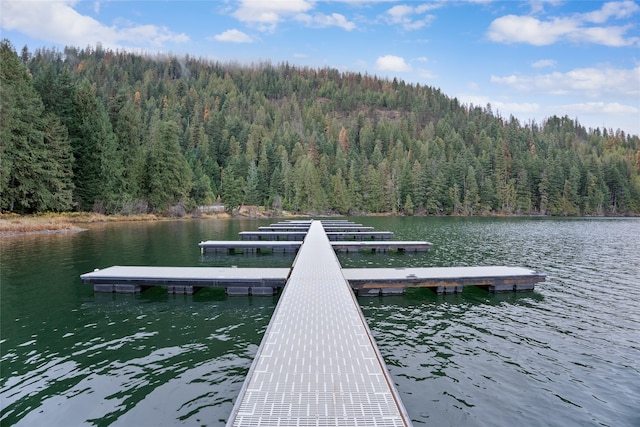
xmin=1 ymin=217 xmax=639 ymax=426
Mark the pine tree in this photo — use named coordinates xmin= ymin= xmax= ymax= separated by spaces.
xmin=69 ymin=79 xmax=123 ymax=211
xmin=0 ymin=40 xmax=74 ymax=213
xmin=145 ymin=120 xmax=193 ymax=211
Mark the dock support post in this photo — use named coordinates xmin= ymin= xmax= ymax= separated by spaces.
xmin=167 ymin=285 xmax=195 ymax=294
xmin=93 ymin=284 xmax=142 ymax=293
xmin=434 ymin=285 xmax=464 ymax=294
xmin=114 ymin=284 xmax=142 ymax=293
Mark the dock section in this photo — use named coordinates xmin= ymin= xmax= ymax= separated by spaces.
xmin=226 ymin=221 xmax=411 ymax=427
xmin=343 ymin=266 xmax=546 ymax=295
xmin=332 ymin=241 xmax=432 ymax=252
xmin=80 ymin=266 xmax=290 ymax=295
xmin=199 ymin=240 xmax=302 ymax=253
xmin=199 ymin=240 xmax=431 ymax=254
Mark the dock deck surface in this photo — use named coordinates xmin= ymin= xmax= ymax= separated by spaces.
xmin=343 ymin=266 xmax=546 ymax=295
xmin=227 ymin=221 xmax=411 ymax=427
xmin=80 ymin=266 xmax=290 ymax=284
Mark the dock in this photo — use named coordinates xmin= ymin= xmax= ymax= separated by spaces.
xmin=331 ymin=241 xmax=431 ymax=252
xmin=81 ymin=218 xmax=546 ymax=425
xmin=199 ymin=240 xmax=302 ymax=253
xmin=239 ymin=229 xmax=393 ymax=241
xmin=343 ymin=266 xmax=546 ymax=295
xmin=326 ymin=230 xmax=394 ymax=240
xmin=239 ymin=231 xmax=308 ymax=241
xmin=80 ymin=264 xmax=543 ymax=296
xmin=80 ymin=266 xmax=290 ymax=295
xmin=226 ymin=221 xmax=412 ymax=426
xmin=259 ymin=225 xmax=375 ymax=232
xmin=198 ymin=240 xmax=431 ymax=254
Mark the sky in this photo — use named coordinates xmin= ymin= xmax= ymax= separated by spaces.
xmin=2 ymin=0 xmax=639 ymax=136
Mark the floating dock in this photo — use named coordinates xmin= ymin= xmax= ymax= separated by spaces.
xmin=259 ymin=225 xmax=375 ymax=232
xmin=199 ymin=240 xmax=302 ymax=253
xmin=343 ymin=266 xmax=546 ymax=295
xmin=80 ymin=266 xmax=290 ymax=295
xmin=326 ymin=230 xmax=394 ymax=240
xmin=239 ymin=231 xmax=307 ymax=241
xmin=81 ymin=264 xmax=543 ymax=296
xmin=198 ymin=240 xmax=431 ymax=254
xmin=332 ymin=241 xmax=431 ymax=252
xmin=226 ymin=221 xmax=412 ymax=426
xmin=82 ymin=218 xmax=546 ymax=425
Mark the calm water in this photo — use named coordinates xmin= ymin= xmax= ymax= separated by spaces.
xmin=1 ymin=217 xmax=639 ymax=426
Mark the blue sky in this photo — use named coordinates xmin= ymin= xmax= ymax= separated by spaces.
xmin=2 ymin=1 xmax=639 ymax=135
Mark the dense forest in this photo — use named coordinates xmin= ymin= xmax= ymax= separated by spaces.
xmin=2 ymin=40 xmax=639 ymax=216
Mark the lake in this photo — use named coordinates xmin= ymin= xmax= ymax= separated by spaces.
xmin=1 ymin=217 xmax=639 ymax=426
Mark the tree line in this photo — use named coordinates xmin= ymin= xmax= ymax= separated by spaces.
xmin=2 ymin=40 xmax=639 ymax=216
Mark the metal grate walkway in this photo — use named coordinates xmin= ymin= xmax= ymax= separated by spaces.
xmin=227 ymin=221 xmax=412 ymax=427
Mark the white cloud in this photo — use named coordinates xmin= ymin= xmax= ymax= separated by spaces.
xmin=557 ymin=101 xmax=639 ymax=114
xmin=573 ymin=24 xmax=638 ymax=47
xmin=0 ymin=0 xmax=188 ymax=49
xmin=488 ymin=15 xmax=578 ymax=46
xmin=295 ymin=13 xmax=356 ymax=30
xmin=532 ymin=59 xmax=557 ymax=68
xmin=376 ymin=55 xmax=412 ymax=72
xmin=457 ymin=94 xmax=541 ymax=115
xmin=417 ymin=68 xmax=437 ymax=80
xmin=232 ymin=0 xmax=314 ymax=32
xmin=552 ymin=101 xmax=640 ymax=133
xmin=488 ymin=1 xmax=640 ymax=47
xmin=582 ymin=0 xmax=639 ymax=24
xmin=213 ymin=29 xmax=253 ymax=43
xmin=528 ymin=0 xmax=563 ymax=15
xmin=491 ymin=66 xmax=640 ymax=98
xmin=458 ymin=94 xmax=639 ymax=133
xmin=386 ymin=4 xmax=437 ymax=31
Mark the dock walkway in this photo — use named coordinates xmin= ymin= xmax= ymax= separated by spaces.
xmin=80 ymin=266 xmax=290 ymax=295
xmin=226 ymin=221 xmax=411 ymax=426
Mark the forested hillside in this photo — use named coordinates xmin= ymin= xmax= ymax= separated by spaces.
xmin=2 ymin=40 xmax=639 ymax=216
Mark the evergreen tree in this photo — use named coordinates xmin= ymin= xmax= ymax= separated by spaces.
xmin=145 ymin=120 xmax=192 ymax=211
xmin=69 ymin=79 xmax=123 ymax=211
xmin=0 ymin=40 xmax=74 ymax=212
xmin=4 ymin=42 xmax=638 ymax=216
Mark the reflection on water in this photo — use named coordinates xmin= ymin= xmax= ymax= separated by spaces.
xmin=1 ymin=217 xmax=639 ymax=426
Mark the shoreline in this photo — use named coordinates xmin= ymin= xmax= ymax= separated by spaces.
xmin=1 ymin=210 xmax=637 ymax=238
xmin=0 ymin=212 xmax=229 ymax=238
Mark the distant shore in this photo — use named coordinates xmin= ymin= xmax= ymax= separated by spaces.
xmin=2 ymin=209 xmax=636 ymax=238
xmin=0 ymin=211 xmax=231 ymax=237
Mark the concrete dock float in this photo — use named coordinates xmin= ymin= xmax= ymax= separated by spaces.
xmin=80 ymin=266 xmax=290 ymax=295
xmin=199 ymin=240 xmax=302 ymax=253
xmin=226 ymin=221 xmax=412 ymax=427
xmin=199 ymin=240 xmax=431 ymax=254
xmin=332 ymin=241 xmax=432 ymax=252
xmin=343 ymin=266 xmax=546 ymax=295
xmin=239 ymin=231 xmax=308 ymax=241
xmin=326 ymin=231 xmax=394 ymax=240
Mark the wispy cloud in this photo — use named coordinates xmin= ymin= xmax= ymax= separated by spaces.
xmin=385 ymin=3 xmax=439 ymax=31
xmin=488 ymin=1 xmax=640 ymax=46
xmin=0 ymin=0 xmax=188 ymax=49
xmin=295 ymin=12 xmax=356 ymax=31
xmin=232 ymin=0 xmax=314 ymax=32
xmin=376 ymin=55 xmax=412 ymax=72
xmin=491 ymin=66 xmax=640 ymax=98
xmin=531 ymin=59 xmax=557 ymax=68
xmin=212 ymin=29 xmax=253 ymax=43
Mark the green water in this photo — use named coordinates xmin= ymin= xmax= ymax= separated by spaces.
xmin=1 ymin=217 xmax=639 ymax=426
